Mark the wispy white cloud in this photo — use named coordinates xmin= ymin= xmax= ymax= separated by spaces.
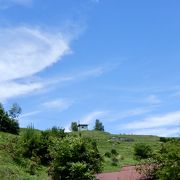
xmin=42 ymin=98 xmax=74 ymax=111
xmin=0 ymin=27 xmax=70 ymax=82
xmin=0 ymin=65 xmax=111 ymax=102
xmin=132 ymin=127 xmax=179 ymax=137
xmin=0 ymin=0 xmax=32 ymax=8
xmin=81 ymin=111 xmax=107 ymax=124
xmin=122 ymin=110 xmax=180 ymax=130
xmin=145 ymin=95 xmax=162 ymax=105
xmin=42 ymin=64 xmax=118 ymax=89
xmin=0 ymin=26 xmax=71 ymax=101
xmin=21 ymin=110 xmax=41 ymax=118
xmin=0 ymin=25 xmax=117 ymax=102
xmin=106 ymin=107 xmax=153 ymax=122
xmin=0 ymin=81 xmax=43 ymax=102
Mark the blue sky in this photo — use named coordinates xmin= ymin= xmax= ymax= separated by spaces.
xmin=0 ymin=0 xmax=180 ymax=137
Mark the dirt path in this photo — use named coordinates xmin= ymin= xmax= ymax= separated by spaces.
xmin=96 ymin=166 xmax=145 ymax=180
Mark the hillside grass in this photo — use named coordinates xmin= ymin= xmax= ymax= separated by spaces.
xmin=0 ymin=131 xmax=48 ymax=180
xmin=0 ymin=129 xmax=161 ymax=179
xmin=72 ymin=130 xmax=161 ymax=172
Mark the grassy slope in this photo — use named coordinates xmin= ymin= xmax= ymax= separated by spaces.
xmin=73 ymin=130 xmax=160 ymax=172
xmin=0 ymin=131 xmax=48 ymax=180
xmin=0 ymin=130 xmax=161 ymax=179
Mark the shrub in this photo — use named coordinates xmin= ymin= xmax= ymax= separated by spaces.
xmin=111 ymin=157 xmax=119 ymax=166
xmin=155 ymin=139 xmax=180 ymax=180
xmin=111 ymin=148 xmax=118 ymax=155
xmin=12 ymin=125 xmax=41 ymax=172
xmin=134 ymin=143 xmax=152 ymax=160
xmin=37 ymin=127 xmax=66 ymax=165
xmin=69 ymin=162 xmax=95 ymax=180
xmin=105 ymin=151 xmax=111 ymax=158
xmin=136 ymin=139 xmax=180 ymax=180
xmin=18 ymin=125 xmax=41 ymax=158
xmin=48 ymin=136 xmax=103 ymax=180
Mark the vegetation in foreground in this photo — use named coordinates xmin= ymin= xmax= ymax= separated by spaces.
xmin=135 ymin=138 xmax=180 ymax=180
xmin=0 ymin=103 xmax=179 ymax=179
xmin=0 ymin=127 xmax=103 ymax=180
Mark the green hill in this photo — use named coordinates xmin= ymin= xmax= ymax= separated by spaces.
xmin=0 ymin=130 xmax=161 ymax=179
xmin=0 ymin=131 xmax=48 ymax=179
xmin=72 ymin=130 xmax=160 ymax=172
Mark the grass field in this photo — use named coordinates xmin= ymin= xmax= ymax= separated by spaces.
xmin=0 ymin=131 xmax=48 ymax=179
xmin=73 ymin=130 xmax=160 ymax=172
xmin=0 ymin=130 xmax=161 ymax=179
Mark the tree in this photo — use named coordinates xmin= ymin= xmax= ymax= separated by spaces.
xmin=49 ymin=136 xmax=103 ymax=179
xmin=9 ymin=103 xmax=22 ymax=119
xmin=71 ymin=122 xmax=78 ymax=132
xmin=94 ymin=119 xmax=104 ymax=131
xmin=0 ymin=103 xmax=19 ymax=134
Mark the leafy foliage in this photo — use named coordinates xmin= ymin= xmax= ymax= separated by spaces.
xmin=111 ymin=148 xmax=118 ymax=156
xmin=49 ymin=136 xmax=103 ymax=180
xmin=154 ymin=138 xmax=180 ymax=180
xmin=94 ymin=119 xmax=104 ymax=131
xmin=71 ymin=122 xmax=78 ymax=132
xmin=0 ymin=103 xmax=19 ymax=135
xmin=13 ymin=126 xmax=67 ymax=167
xmin=8 ymin=103 xmax=22 ymax=119
xmin=136 ymin=138 xmax=180 ymax=180
xmin=9 ymin=126 xmax=102 ymax=179
xmin=37 ymin=127 xmax=66 ymax=165
xmin=134 ymin=143 xmax=152 ymax=160
xmin=111 ymin=156 xmax=119 ymax=166
xmin=159 ymin=137 xmax=176 ymax=143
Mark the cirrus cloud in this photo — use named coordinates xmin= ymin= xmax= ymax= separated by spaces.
xmin=0 ymin=27 xmax=70 ymax=82
xmin=0 ymin=26 xmax=71 ymax=101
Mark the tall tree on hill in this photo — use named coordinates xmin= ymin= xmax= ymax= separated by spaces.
xmin=94 ymin=119 xmax=104 ymax=131
xmin=71 ymin=122 xmax=78 ymax=132
xmin=0 ymin=103 xmax=20 ymax=134
xmin=9 ymin=103 xmax=22 ymax=119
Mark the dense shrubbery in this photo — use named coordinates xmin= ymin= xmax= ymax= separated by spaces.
xmin=49 ymin=136 xmax=103 ymax=179
xmin=136 ymin=138 xmax=180 ymax=180
xmin=153 ymin=138 xmax=180 ymax=180
xmin=134 ymin=143 xmax=152 ymax=160
xmin=159 ymin=137 xmax=176 ymax=143
xmin=9 ymin=126 xmax=103 ymax=179
xmin=104 ymin=148 xmax=120 ymax=166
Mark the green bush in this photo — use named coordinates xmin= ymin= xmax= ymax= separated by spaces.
xmin=37 ymin=127 xmax=66 ymax=165
xmin=17 ymin=125 xmax=41 ymax=159
xmin=111 ymin=148 xmax=118 ymax=155
xmin=136 ymin=139 xmax=180 ymax=180
xmin=105 ymin=151 xmax=111 ymax=158
xmin=111 ymin=157 xmax=119 ymax=166
xmin=48 ymin=136 xmax=103 ymax=180
xmin=11 ymin=125 xmax=41 ymax=174
xmin=134 ymin=143 xmax=152 ymax=160
xmin=69 ymin=162 xmax=95 ymax=180
xmin=155 ymin=139 xmax=180 ymax=180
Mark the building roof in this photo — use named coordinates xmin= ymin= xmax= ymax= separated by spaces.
xmin=77 ymin=124 xmax=88 ymax=127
